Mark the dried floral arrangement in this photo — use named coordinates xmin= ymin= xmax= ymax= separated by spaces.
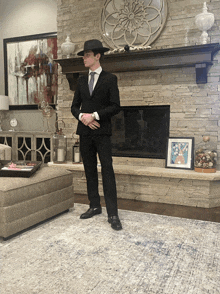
xmin=194 ymin=136 xmax=217 ymax=169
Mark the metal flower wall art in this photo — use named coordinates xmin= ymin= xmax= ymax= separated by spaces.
xmin=101 ymin=0 xmax=167 ymax=49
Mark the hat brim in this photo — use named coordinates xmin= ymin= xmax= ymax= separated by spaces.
xmin=77 ymin=47 xmax=110 ymax=56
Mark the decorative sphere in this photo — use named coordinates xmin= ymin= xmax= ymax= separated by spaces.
xmin=124 ymin=45 xmax=130 ymax=52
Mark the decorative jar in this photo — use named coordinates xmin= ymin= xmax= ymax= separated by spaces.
xmin=61 ymin=35 xmax=75 ymax=58
xmin=195 ymin=2 xmax=215 ymax=44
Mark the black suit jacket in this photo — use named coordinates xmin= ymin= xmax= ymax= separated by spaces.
xmin=71 ymin=70 xmax=121 ymax=136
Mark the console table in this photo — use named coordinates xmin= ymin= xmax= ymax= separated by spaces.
xmin=0 ymin=131 xmax=53 ymax=163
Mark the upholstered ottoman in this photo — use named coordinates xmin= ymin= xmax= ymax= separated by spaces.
xmin=0 ymin=167 xmax=74 ymax=239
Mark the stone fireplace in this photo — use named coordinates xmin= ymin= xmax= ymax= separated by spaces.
xmin=56 ymin=0 xmax=220 ymax=167
xmin=54 ymin=43 xmax=220 ymax=208
xmin=56 ymin=43 xmax=220 ymax=169
xmin=54 ymin=0 xmax=220 ymax=208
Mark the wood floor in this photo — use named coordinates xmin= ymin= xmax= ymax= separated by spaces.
xmin=74 ymin=194 xmax=220 ymax=223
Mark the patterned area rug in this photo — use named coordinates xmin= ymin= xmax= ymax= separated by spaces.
xmin=1 ymin=203 xmax=220 ymax=294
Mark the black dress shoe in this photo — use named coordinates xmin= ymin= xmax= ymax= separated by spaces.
xmin=80 ymin=207 xmax=102 ymax=219
xmin=108 ymin=215 xmax=122 ymax=230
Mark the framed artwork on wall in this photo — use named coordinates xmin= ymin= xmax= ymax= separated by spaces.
xmin=3 ymin=32 xmax=58 ymax=110
xmin=166 ymin=137 xmax=194 ymax=170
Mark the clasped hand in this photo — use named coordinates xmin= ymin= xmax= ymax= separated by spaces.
xmin=81 ymin=113 xmax=100 ymax=130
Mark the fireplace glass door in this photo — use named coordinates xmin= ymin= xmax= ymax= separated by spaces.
xmin=111 ymin=105 xmax=170 ymax=159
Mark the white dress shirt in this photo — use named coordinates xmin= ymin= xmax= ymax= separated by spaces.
xmin=88 ymin=66 xmax=102 ymax=90
xmin=79 ymin=66 xmax=102 ymax=121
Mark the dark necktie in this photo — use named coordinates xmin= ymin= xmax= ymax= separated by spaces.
xmin=89 ymin=72 xmax=95 ymax=96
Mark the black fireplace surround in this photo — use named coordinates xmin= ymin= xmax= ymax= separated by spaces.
xmin=111 ymin=105 xmax=170 ymax=159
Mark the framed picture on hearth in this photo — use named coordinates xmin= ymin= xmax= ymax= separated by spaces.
xmin=166 ymin=137 xmax=194 ymax=170
xmin=3 ymin=32 xmax=57 ymax=110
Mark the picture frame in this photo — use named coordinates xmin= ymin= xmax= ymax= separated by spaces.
xmin=165 ymin=137 xmax=194 ymax=170
xmin=3 ymin=32 xmax=58 ymax=110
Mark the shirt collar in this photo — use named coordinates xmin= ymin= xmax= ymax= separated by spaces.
xmin=89 ymin=66 xmax=102 ymax=75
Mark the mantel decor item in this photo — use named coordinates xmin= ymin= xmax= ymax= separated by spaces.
xmin=3 ymin=32 xmax=58 ymax=110
xmin=61 ymin=35 xmax=76 ymax=58
xmin=195 ymin=2 xmax=215 ymax=44
xmin=100 ymin=0 xmax=167 ymax=49
xmin=0 ymin=95 xmax=9 ymax=131
xmin=194 ymin=136 xmax=217 ymax=173
xmin=166 ymin=137 xmax=194 ymax=170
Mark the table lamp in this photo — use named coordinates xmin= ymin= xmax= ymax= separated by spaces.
xmin=0 ymin=95 xmax=9 ymax=131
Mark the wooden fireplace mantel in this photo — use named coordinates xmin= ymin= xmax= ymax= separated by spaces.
xmin=55 ymin=43 xmax=220 ymax=91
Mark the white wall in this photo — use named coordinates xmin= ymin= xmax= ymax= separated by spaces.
xmin=0 ymin=0 xmax=57 ymax=95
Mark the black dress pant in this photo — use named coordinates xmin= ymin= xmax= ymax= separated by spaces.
xmin=80 ymin=135 xmax=118 ymax=217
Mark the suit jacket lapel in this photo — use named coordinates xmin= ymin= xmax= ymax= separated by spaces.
xmin=92 ymin=71 xmax=106 ymax=96
xmin=82 ymin=75 xmax=90 ymax=97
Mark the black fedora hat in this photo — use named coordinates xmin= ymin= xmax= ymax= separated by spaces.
xmin=77 ymin=39 xmax=110 ymax=56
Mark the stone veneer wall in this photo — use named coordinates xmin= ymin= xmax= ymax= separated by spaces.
xmin=57 ymin=0 xmax=220 ymax=169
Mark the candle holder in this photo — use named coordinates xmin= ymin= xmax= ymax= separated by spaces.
xmin=72 ymin=139 xmax=80 ymax=163
xmin=52 ymin=128 xmax=67 ymax=164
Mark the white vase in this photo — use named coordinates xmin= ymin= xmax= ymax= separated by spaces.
xmin=61 ymin=35 xmax=75 ymax=58
xmin=195 ymin=2 xmax=214 ymax=44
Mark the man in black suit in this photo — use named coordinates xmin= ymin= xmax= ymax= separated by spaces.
xmin=71 ymin=39 xmax=122 ymax=230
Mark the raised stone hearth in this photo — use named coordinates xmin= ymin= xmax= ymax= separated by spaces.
xmin=48 ymin=159 xmax=220 ymax=208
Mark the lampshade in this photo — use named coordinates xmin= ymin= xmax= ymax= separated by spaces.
xmin=0 ymin=95 xmax=9 ymax=110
